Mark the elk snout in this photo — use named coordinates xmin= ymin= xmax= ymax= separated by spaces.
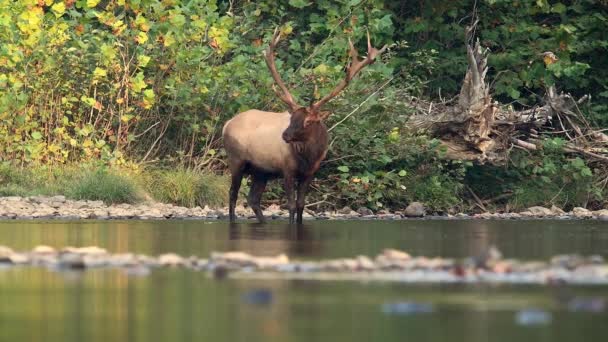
xmin=282 ymin=131 xmax=293 ymax=143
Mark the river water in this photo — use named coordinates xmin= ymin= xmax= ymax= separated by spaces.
xmin=1 ymin=219 xmax=607 ymax=341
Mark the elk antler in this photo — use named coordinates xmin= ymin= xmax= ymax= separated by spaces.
xmin=263 ymin=28 xmax=302 ymax=113
xmin=312 ymin=31 xmax=387 ymax=114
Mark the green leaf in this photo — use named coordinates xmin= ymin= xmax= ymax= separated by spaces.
xmin=31 ymin=131 xmax=42 ymax=140
xmin=337 ymin=165 xmax=350 ymax=173
xmin=288 ymin=0 xmax=311 ymax=9
xmin=398 ymin=170 xmax=407 ymax=177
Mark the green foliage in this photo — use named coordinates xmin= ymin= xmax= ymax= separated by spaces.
xmin=66 ymin=168 xmax=141 ymax=204
xmin=143 ymin=169 xmax=229 ymax=208
xmin=466 ymin=137 xmax=602 ymax=211
xmin=1 ymin=0 xmax=607 ymax=211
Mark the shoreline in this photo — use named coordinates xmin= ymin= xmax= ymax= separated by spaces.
xmin=1 ymin=196 xmax=607 ymax=221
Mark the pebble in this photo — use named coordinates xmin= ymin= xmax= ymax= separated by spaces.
xmin=1 ymin=196 xmax=608 ymax=220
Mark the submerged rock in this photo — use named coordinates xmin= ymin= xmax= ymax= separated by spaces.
xmin=242 ymin=289 xmax=273 ymax=306
xmin=381 ymin=302 xmax=434 ymax=315
xmin=567 ymin=297 xmax=606 ymax=313
xmin=58 ymin=253 xmax=86 ymax=270
xmin=515 ymin=309 xmax=552 ymax=326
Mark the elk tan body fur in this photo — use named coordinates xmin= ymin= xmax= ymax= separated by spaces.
xmin=222 ymin=110 xmax=296 ymax=174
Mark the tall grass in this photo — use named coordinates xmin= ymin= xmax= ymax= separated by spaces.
xmin=143 ymin=169 xmax=229 ymax=208
xmin=0 ymin=163 xmax=142 ymax=204
xmin=66 ymin=169 xmax=142 ymax=204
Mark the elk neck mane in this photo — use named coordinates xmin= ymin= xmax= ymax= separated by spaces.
xmin=289 ymin=122 xmax=329 ymax=176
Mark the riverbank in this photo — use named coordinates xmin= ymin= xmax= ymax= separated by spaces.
xmin=1 ymin=195 xmax=608 ymax=220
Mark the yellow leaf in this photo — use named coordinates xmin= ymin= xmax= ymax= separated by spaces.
xmin=137 ymin=55 xmax=151 ymax=68
xmin=86 ymin=0 xmax=100 ymax=8
xmin=51 ymin=2 xmax=65 ymax=17
xmin=135 ymin=31 xmax=148 ymax=44
xmin=93 ymin=67 xmax=107 ymax=78
xmin=163 ymin=33 xmax=175 ymax=47
xmin=313 ymin=63 xmax=329 ymax=75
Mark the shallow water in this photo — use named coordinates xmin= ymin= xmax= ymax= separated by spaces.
xmin=1 ymin=219 xmax=607 ymax=342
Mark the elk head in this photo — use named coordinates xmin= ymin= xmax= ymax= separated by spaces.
xmin=263 ymin=28 xmax=387 ymax=143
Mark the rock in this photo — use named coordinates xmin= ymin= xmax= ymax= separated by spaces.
xmin=158 ymin=253 xmax=185 ymax=266
xmin=593 ymin=209 xmax=608 ymax=219
xmin=379 ymin=248 xmax=411 ymax=260
xmin=550 ymin=205 xmax=566 ymax=215
xmin=58 ymin=253 xmax=86 ymax=270
xmin=32 ymin=245 xmax=56 ymax=254
xmin=0 ymin=246 xmax=14 ymax=258
xmin=355 ymin=255 xmax=375 ymax=270
xmin=338 ymin=206 xmax=354 ymax=215
xmin=50 ymin=195 xmax=66 ymax=203
xmin=404 ymin=202 xmax=425 ymax=217
xmin=572 ymin=207 xmax=592 ymax=218
xmin=357 ymin=207 xmax=374 ymax=216
xmin=551 ymin=254 xmax=584 ymax=269
xmin=9 ymin=253 xmax=29 ymax=264
xmin=527 ymin=206 xmax=554 ymax=217
xmin=2 ymin=196 xmax=23 ymax=202
xmin=62 ymin=246 xmax=107 ymax=255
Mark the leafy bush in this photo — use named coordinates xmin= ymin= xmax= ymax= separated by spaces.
xmin=465 ymin=137 xmax=602 ymax=211
xmin=144 ymin=169 xmax=229 ymax=208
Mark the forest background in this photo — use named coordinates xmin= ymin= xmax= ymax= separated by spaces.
xmin=1 ymin=0 xmax=607 ymax=213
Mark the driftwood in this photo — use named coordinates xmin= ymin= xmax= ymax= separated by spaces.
xmin=405 ymin=26 xmax=607 ymax=165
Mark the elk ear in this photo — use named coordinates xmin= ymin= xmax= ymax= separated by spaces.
xmin=303 ymin=113 xmax=321 ymax=127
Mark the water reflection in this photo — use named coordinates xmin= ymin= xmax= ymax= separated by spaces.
xmin=1 ymin=219 xmax=608 ymax=259
xmin=1 ymin=219 xmax=608 ymax=342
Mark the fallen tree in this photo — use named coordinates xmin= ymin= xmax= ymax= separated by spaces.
xmin=405 ymin=23 xmax=608 ymax=166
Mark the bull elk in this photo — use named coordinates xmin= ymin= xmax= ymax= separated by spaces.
xmin=222 ymin=28 xmax=386 ymax=223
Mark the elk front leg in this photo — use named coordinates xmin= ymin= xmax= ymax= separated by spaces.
xmin=247 ymin=175 xmax=268 ymax=223
xmin=296 ymin=177 xmax=312 ymax=224
xmin=228 ymin=162 xmax=245 ymax=222
xmin=284 ymin=174 xmax=296 ymax=224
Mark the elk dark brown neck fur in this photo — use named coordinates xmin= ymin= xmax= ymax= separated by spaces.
xmin=222 ymin=28 xmax=386 ymax=224
xmin=291 ymin=122 xmax=329 ymax=177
